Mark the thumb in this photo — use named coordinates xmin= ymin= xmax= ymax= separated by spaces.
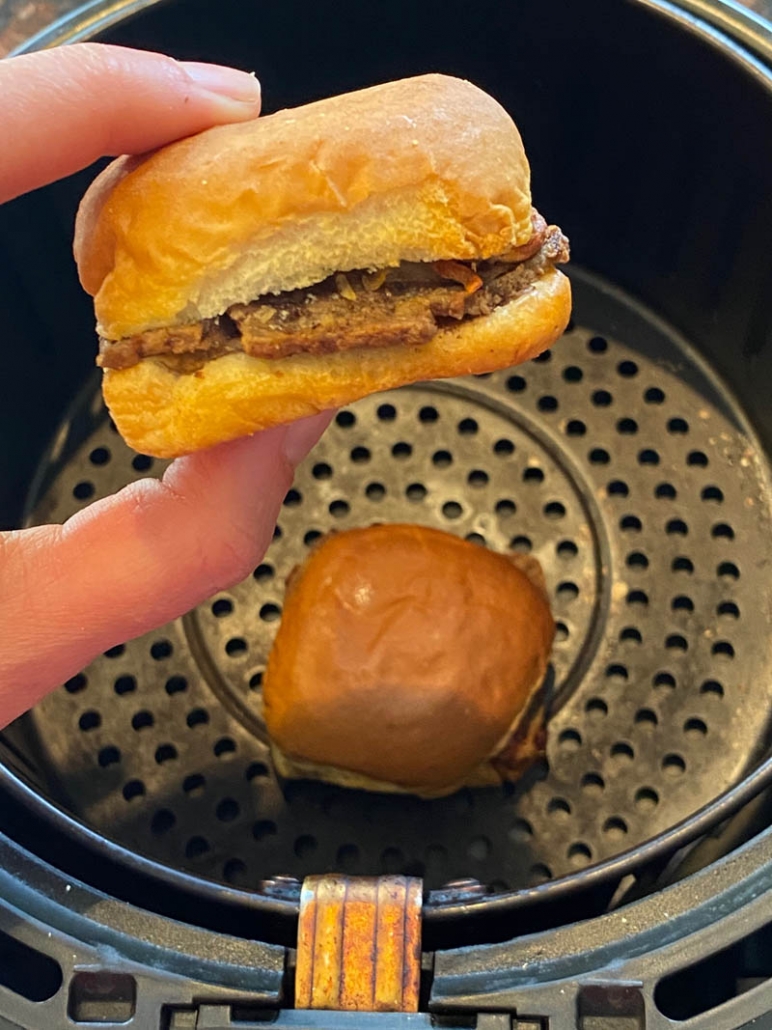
xmin=0 ymin=413 xmax=331 ymax=727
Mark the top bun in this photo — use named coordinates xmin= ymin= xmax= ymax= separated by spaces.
xmin=74 ymin=74 xmax=533 ymax=340
xmin=263 ymin=524 xmax=554 ymax=798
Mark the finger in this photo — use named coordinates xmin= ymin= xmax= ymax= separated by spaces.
xmin=0 ymin=413 xmax=331 ymax=727
xmin=0 ymin=43 xmax=261 ymax=203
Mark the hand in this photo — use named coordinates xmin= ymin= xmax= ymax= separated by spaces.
xmin=0 ymin=44 xmax=332 ymax=728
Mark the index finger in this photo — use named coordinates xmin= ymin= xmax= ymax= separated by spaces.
xmin=0 ymin=43 xmax=262 ymax=203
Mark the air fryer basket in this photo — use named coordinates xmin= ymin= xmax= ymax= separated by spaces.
xmin=4 ymin=0 xmax=772 ymax=949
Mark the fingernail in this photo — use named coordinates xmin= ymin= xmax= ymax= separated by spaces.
xmin=282 ymin=412 xmax=335 ymax=466
xmin=180 ymin=61 xmax=261 ymax=106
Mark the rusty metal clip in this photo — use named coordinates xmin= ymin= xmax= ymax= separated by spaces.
xmin=295 ymin=875 xmax=422 ymax=1012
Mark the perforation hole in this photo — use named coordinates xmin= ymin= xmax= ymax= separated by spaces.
xmin=510 ymin=536 xmax=532 ymax=553
xmin=635 ymin=787 xmax=659 ymax=812
xmin=666 ymin=634 xmax=688 ymax=652
xmin=79 ymin=711 xmax=100 ymax=732
xmin=303 ymin=530 xmax=322 ymax=547
xmin=98 ymin=746 xmax=121 ymax=768
xmin=185 ymin=836 xmax=210 ymax=859
xmin=132 ymin=454 xmax=153 ymax=473
xmin=336 ymin=411 xmax=355 ymax=428
xmin=621 ymin=515 xmax=642 ymax=532
xmin=684 ymin=718 xmax=708 ymax=740
xmin=616 ymin=418 xmax=638 ymax=435
xmin=547 ymin=797 xmax=571 ymax=818
xmin=671 ymin=595 xmax=694 ymax=613
xmin=668 ymin=417 xmax=689 ymax=434
xmin=65 ymin=673 xmax=87 ymax=694
xmin=565 ymin=419 xmax=586 ymax=436
xmin=493 ymin=439 xmax=514 ymax=456
xmin=283 ymin=488 xmax=302 ymax=508
xmin=506 ymin=375 xmax=526 ymax=393
xmin=295 ymin=835 xmax=318 ymax=858
xmin=606 ymin=664 xmax=629 ymax=682
xmin=223 ymin=859 xmax=247 ymax=885
xmin=458 ymin=417 xmax=479 ymax=435
xmin=627 ymin=590 xmax=649 ymax=608
xmin=467 ymin=469 xmax=489 ymax=488
xmin=406 ymin=483 xmax=427 ymax=501
xmin=150 ymin=640 xmax=172 ymax=660
xmin=563 ymin=366 xmax=583 ymax=382
xmin=212 ymin=598 xmax=233 ymax=617
xmin=592 ymin=390 xmax=613 ymax=407
xmin=635 ymin=709 xmax=658 ymax=730
xmin=538 ymin=396 xmax=558 ymax=413
xmin=114 ymin=675 xmax=136 ymax=696
xmin=254 ymin=564 xmax=274 ymax=583
xmin=391 ymin=442 xmax=412 ymax=459
xmin=558 ymin=729 xmax=582 ymax=752
xmin=557 ymin=582 xmax=579 ymax=602
xmin=259 ymin=604 xmax=281 ymax=623
xmin=618 ymin=360 xmax=638 ymax=377
xmin=465 ymin=533 xmax=486 ymax=547
xmin=216 ymin=798 xmax=240 ymax=823
xmin=588 ymin=336 xmax=608 ymax=353
xmin=712 ymin=523 xmax=735 ymax=540
xmin=672 ymin=557 xmax=694 ymax=574
xmin=718 ymin=561 xmax=740 ymax=580
xmin=89 ymin=446 xmax=110 ymax=466
xmin=655 ymin=483 xmax=676 ymax=499
xmin=433 ymin=449 xmax=453 ymax=467
xmin=718 ymin=601 xmax=740 ymax=619
xmin=702 ymin=486 xmax=724 ymax=504
xmin=105 ymin=645 xmax=125 ymax=659
xmin=589 ymin=448 xmax=610 ymax=465
xmin=312 ymin=462 xmax=333 ymax=480
xmin=639 ymin=449 xmax=660 ymax=466
xmin=213 ymin=737 xmax=236 ymax=759
xmin=165 ymin=676 xmax=187 ymax=696
xmin=620 ymin=627 xmax=642 ymax=645
xmin=585 ymin=698 xmax=608 ymax=720
xmin=151 ymin=809 xmax=175 ymax=835
xmin=654 ymin=671 xmax=676 ymax=691
xmin=246 ymin=763 xmax=268 ymax=781
xmin=131 ymin=711 xmax=153 ymax=731
xmin=555 ymin=622 xmax=569 ymax=643
xmin=186 ymin=709 xmax=209 ymax=728
xmin=155 ymin=744 xmax=177 ymax=764
xmin=627 ymin=551 xmax=649 ymax=570
xmin=663 ymin=753 xmax=686 ymax=777
xmin=557 ymin=540 xmax=578 ymax=559
xmin=442 ymin=501 xmax=463 ymax=520
xmin=366 ymin=482 xmax=386 ymax=501
xmin=603 ymin=817 xmax=628 ymax=841
xmin=123 ymin=780 xmax=145 ymax=802
xmin=645 ymin=387 xmax=665 ymax=404
xmin=544 ymin=501 xmax=566 ymax=519
xmin=611 ymin=742 xmax=635 ymax=763
xmin=73 ymin=481 xmax=95 ymax=501
xmin=329 ymin=499 xmax=350 ymax=518
xmin=607 ymin=480 xmax=629 ymax=497
xmin=581 ymin=773 xmax=605 ymax=795
xmin=377 ymin=403 xmax=396 ymax=421
xmin=509 ymin=819 xmax=533 ymax=842
xmin=529 ymin=864 xmax=553 ymax=885
xmin=419 ymin=406 xmax=439 ymax=423
xmin=667 ymin=519 xmax=688 ymax=536
xmin=713 ymin=641 xmax=735 ymax=659
xmin=701 ymin=680 xmax=724 ymax=697
xmin=183 ymin=774 xmax=206 ymax=795
xmin=523 ymin=467 xmax=545 ymax=484
xmin=495 ymin=499 xmax=516 ymax=516
xmin=568 ymin=842 xmax=593 ymax=868
xmin=687 ymin=450 xmax=709 ymax=467
xmin=225 ymin=637 xmax=247 ymax=657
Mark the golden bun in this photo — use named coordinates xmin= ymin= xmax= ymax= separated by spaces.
xmin=103 ymin=269 xmax=570 ymax=458
xmin=263 ymin=525 xmax=555 ymax=799
xmin=75 ymin=74 xmax=534 ymax=341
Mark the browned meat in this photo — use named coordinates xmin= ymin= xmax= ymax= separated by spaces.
xmin=98 ymin=220 xmax=569 ymax=373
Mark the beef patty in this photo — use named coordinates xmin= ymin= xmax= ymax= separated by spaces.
xmin=98 ymin=219 xmax=569 ymax=374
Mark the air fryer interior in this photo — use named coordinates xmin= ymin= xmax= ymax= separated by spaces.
xmin=3 ymin=0 xmax=772 ymax=938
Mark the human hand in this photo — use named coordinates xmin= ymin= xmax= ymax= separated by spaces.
xmin=0 ymin=43 xmax=332 ymax=728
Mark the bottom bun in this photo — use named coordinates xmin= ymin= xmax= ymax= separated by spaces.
xmin=102 ymin=268 xmax=570 ymax=458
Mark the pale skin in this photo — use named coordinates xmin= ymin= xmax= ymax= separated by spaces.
xmin=0 ymin=43 xmax=331 ymax=728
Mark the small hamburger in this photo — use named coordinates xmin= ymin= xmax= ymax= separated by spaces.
xmin=74 ymin=74 xmax=570 ymax=459
xmin=263 ymin=524 xmax=555 ymax=799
